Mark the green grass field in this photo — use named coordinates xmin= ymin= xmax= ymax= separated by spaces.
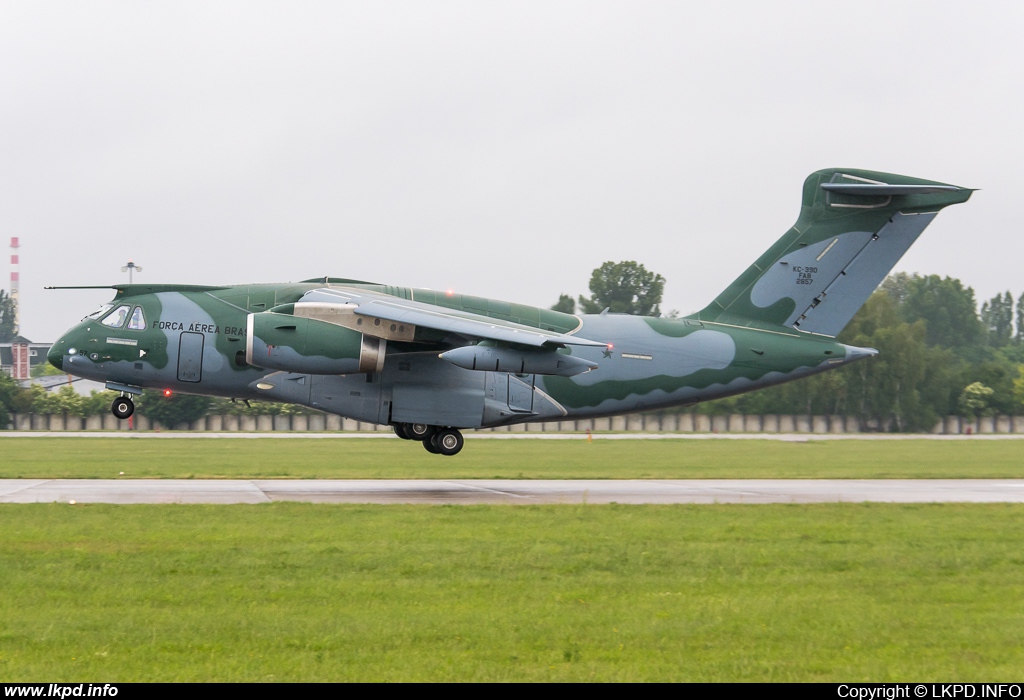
xmin=0 ymin=437 xmax=1022 ymax=479
xmin=1 ymin=503 xmax=1022 ymax=681
xmin=4 ymin=439 xmax=1021 ymax=681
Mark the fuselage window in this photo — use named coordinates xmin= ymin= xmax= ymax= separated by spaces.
xmin=127 ymin=307 xmax=147 ymax=331
xmin=100 ymin=305 xmax=132 ymax=328
xmin=85 ymin=303 xmax=113 ymax=320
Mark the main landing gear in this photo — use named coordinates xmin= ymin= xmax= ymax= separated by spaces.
xmin=111 ymin=395 xmax=135 ymax=420
xmin=430 ymin=428 xmax=464 ymax=456
xmin=393 ymin=422 xmax=464 ymax=456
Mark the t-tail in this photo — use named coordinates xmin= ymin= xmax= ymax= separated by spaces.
xmin=695 ymin=168 xmax=973 ymax=336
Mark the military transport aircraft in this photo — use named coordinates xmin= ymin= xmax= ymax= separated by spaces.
xmin=47 ymin=168 xmax=972 ymax=455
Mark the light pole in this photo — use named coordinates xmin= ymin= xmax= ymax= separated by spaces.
xmin=121 ymin=260 xmax=142 ymax=284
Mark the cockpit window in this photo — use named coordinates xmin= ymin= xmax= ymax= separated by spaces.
xmin=127 ymin=307 xmax=147 ymax=331
xmin=100 ymin=305 xmax=131 ymax=328
xmin=86 ymin=303 xmax=114 ymax=320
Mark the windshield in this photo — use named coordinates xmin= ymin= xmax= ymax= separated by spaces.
xmin=100 ymin=305 xmax=131 ymax=328
xmin=85 ymin=303 xmax=114 ymax=320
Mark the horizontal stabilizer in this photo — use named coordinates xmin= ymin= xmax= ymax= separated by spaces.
xmin=820 ymin=183 xmax=964 ymax=196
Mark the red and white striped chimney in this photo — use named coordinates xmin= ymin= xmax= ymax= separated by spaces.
xmin=9 ymin=237 xmax=19 ymax=336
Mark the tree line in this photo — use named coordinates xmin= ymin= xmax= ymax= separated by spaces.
xmin=0 ymin=290 xmax=17 ymax=342
xmin=710 ymin=274 xmax=1024 ymax=429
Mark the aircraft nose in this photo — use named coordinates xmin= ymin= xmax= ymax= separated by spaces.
xmin=48 ymin=337 xmax=67 ymax=371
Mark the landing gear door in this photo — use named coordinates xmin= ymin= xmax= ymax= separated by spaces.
xmin=177 ymin=332 xmax=204 ymax=383
xmin=507 ymin=374 xmax=535 ymax=413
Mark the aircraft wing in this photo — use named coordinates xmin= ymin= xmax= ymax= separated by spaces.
xmin=298 ymin=288 xmax=606 ymax=348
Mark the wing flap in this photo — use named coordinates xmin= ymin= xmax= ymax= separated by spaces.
xmin=356 ymin=298 xmax=604 ymax=347
xmin=299 ymin=288 xmax=605 ymax=348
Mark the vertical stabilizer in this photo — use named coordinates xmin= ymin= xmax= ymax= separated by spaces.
xmin=695 ymin=169 xmax=972 ymax=336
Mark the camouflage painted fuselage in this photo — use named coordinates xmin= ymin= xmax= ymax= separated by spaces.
xmin=48 ymin=281 xmax=868 ymax=427
xmin=49 ymin=168 xmax=972 ymax=429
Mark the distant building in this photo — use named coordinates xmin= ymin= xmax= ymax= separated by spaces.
xmin=0 ymin=336 xmax=51 ymax=380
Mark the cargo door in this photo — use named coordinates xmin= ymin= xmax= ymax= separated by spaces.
xmin=507 ymin=374 xmax=535 ymax=413
xmin=177 ymin=332 xmax=204 ymax=383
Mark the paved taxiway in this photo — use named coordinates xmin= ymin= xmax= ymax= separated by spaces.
xmin=3 ymin=479 xmax=1024 ymax=505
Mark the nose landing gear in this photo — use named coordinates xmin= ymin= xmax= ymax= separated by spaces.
xmin=111 ymin=395 xmax=135 ymax=420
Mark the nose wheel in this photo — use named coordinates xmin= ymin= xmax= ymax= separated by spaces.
xmin=111 ymin=395 xmax=135 ymax=420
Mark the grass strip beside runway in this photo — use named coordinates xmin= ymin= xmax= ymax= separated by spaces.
xmin=1 ymin=437 xmax=1023 ymax=479
xmin=1 ymin=502 xmax=1022 ymax=681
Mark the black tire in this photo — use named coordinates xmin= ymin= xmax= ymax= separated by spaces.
xmin=433 ymin=428 xmax=464 ymax=456
xmin=394 ymin=424 xmax=413 ymax=440
xmin=111 ymin=397 xmax=135 ymax=420
xmin=407 ymin=423 xmax=436 ymax=442
xmin=422 ymin=434 xmax=441 ymax=454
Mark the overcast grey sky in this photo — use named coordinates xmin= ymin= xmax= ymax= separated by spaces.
xmin=3 ymin=1 xmax=1021 ymax=342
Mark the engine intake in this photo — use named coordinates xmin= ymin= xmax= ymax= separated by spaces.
xmin=246 ymin=312 xmax=385 ymax=374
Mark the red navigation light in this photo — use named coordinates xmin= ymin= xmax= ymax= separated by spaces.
xmin=163 ymin=389 xmax=172 ymax=397
xmin=607 ymin=343 xmax=614 ymax=350
xmin=446 ymin=289 xmax=455 ymax=297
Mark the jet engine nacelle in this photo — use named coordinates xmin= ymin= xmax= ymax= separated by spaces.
xmin=246 ymin=312 xmax=385 ymax=374
xmin=439 ymin=344 xmax=597 ymax=376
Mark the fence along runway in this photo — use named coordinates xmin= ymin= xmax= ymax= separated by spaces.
xmin=3 ymin=479 xmax=1024 ymax=505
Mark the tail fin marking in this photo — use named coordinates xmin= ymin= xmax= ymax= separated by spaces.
xmin=787 ymin=212 xmax=937 ymax=336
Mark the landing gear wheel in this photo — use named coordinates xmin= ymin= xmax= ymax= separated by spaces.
xmin=422 ymin=435 xmax=441 ymax=454
xmin=433 ymin=428 xmax=464 ymax=457
xmin=407 ymin=423 xmax=436 ymax=442
xmin=111 ymin=396 xmax=135 ymax=420
xmin=394 ymin=424 xmax=413 ymax=440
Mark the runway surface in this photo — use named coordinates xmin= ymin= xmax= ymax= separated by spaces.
xmin=3 ymin=432 xmax=1024 ymax=441
xmin=3 ymin=479 xmax=1024 ymax=504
